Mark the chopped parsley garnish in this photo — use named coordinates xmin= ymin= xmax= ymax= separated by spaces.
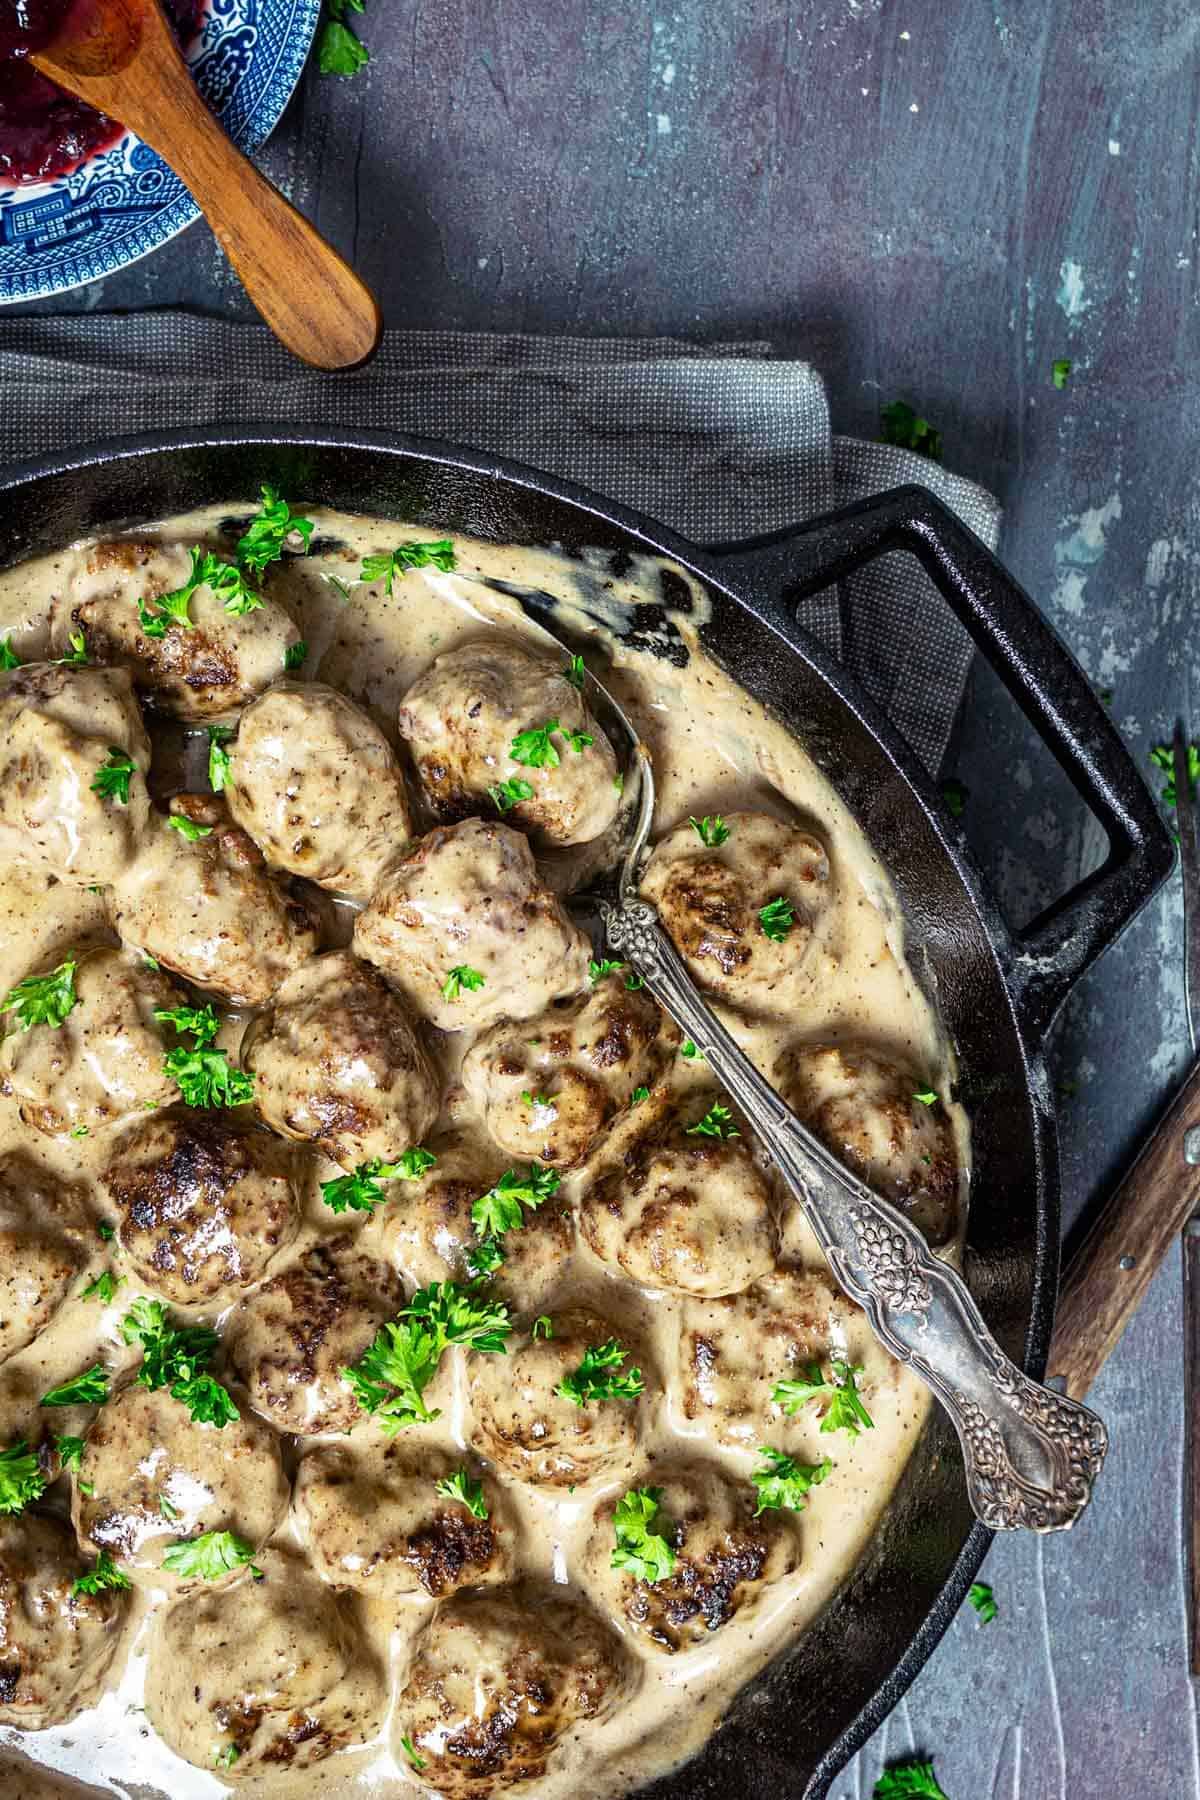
xmin=556 ymin=1339 xmax=645 ymax=1407
xmin=563 ymin=653 xmax=587 ymax=689
xmin=771 ymin=1358 xmax=875 ymax=1438
xmin=680 ymin=1040 xmax=704 ymax=1060
xmin=630 ymin=1085 xmax=649 ymax=1105
xmin=751 ymin=1447 xmax=832 ymax=1516
xmin=434 ymin=1468 xmax=488 ymax=1518
xmin=488 ymin=777 xmax=535 ymax=813
xmin=1151 ymin=740 xmax=1200 ymax=811
xmin=156 ymin=1003 xmax=253 ymax=1110
xmin=162 ymin=1530 xmax=260 ymax=1581
xmin=399 ymin=1736 xmax=427 ymax=1773
xmin=207 ymin=726 xmax=233 ymax=792
xmin=341 ymin=1280 xmax=511 ymax=1434
xmin=55 ymin=1435 xmax=85 ymax=1471
xmin=521 ymin=1090 xmax=555 ymax=1111
xmin=159 ymin=1493 xmax=179 ymax=1519
xmin=2 ymin=955 xmax=79 ymax=1032
xmin=532 ymin=1315 xmax=554 ymax=1340
xmin=72 ymin=1550 xmax=131 ymax=1595
xmin=589 ymin=958 xmax=625 ymax=983
xmin=0 ymin=1442 xmax=47 ymax=1515
xmin=121 ymin=1297 xmax=239 ymax=1428
xmin=236 ymin=485 xmax=314 ymax=574
xmin=873 ymin=1761 xmax=949 ymax=1799
xmin=913 ymin=1088 xmax=938 ymax=1106
xmin=689 ymin=814 xmax=729 ymax=847
xmin=443 ymin=964 xmax=486 ymax=1001
xmin=471 ymin=1164 xmax=560 ymax=1240
xmin=611 ymin=1486 xmax=676 ymax=1584
xmin=166 ymin=814 xmax=213 ymax=841
xmin=758 ymin=896 xmax=795 ymax=942
xmin=0 ymin=636 xmax=20 ymax=669
xmin=941 ymin=777 xmax=968 ymax=817
xmin=41 ymin=1364 xmax=109 ymax=1408
xmin=283 ymin=640 xmax=308 ymax=672
xmin=58 ymin=630 xmax=89 ymax=667
xmin=79 ymin=1271 xmax=123 ymax=1304
xmin=214 ymin=1743 xmax=241 ymax=1769
xmin=320 ymin=1149 xmax=436 ymax=1215
xmin=467 ymin=1236 xmax=506 ymax=1277
xmin=1052 ymin=358 xmax=1072 ymax=390
xmin=684 ymin=1101 xmax=740 ymax=1140
xmin=968 ymin=1580 xmax=998 ymax=1623
xmin=156 ymin=1003 xmax=221 ymax=1045
xmin=138 ymin=546 xmax=262 ymax=635
xmin=97 ymin=1221 xmax=116 ymax=1242
xmin=90 ymin=747 xmax=136 ymax=805
xmin=510 ymin=718 xmax=592 ymax=768
xmin=361 ymin=540 xmax=457 ymax=594
xmin=70 ymin=1123 xmax=89 ymax=1139
xmin=880 ymin=400 xmax=944 ymax=463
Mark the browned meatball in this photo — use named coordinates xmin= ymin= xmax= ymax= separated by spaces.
xmin=73 ymin=1381 xmax=287 ymax=1589
xmin=353 ymin=818 xmax=590 ymax=1031
xmin=395 ymin=1585 xmax=631 ymax=1796
xmin=225 ymin=683 xmax=413 ymax=898
xmin=228 ymin=1242 xmax=404 ymax=1436
xmin=295 ymin=1443 xmax=512 ymax=1599
xmin=461 ymin=972 xmax=674 ymax=1169
xmin=0 ymin=662 xmax=151 ymax=886
xmin=111 ymin=799 xmax=321 ymax=1006
xmin=103 ymin=1110 xmax=301 ymax=1305
xmin=641 ymin=809 xmax=833 ymax=1013
xmin=579 ymin=1098 xmax=776 ymax=1297
xmin=144 ymin=1548 xmax=385 ymax=1775
xmin=398 ymin=635 xmax=622 ymax=844
xmin=777 ymin=1040 xmax=958 ymax=1246
xmin=242 ymin=951 xmax=439 ymax=1170
xmin=583 ymin=1461 xmax=797 ymax=1653
xmin=1 ymin=945 xmax=184 ymax=1139
xmin=52 ymin=537 xmax=301 ymax=721
xmin=0 ymin=1513 xmax=128 ymax=1727
xmin=468 ymin=1309 xmax=645 ymax=1489
xmin=0 ymin=1156 xmax=89 ymax=1365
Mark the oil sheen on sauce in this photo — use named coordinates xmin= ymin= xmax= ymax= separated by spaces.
xmin=0 ymin=506 xmax=968 ymax=1800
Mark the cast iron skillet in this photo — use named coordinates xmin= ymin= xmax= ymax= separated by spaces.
xmin=0 ymin=429 xmax=1174 ymax=1800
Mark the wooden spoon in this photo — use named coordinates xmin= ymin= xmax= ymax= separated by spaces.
xmin=32 ymin=0 xmax=381 ymax=370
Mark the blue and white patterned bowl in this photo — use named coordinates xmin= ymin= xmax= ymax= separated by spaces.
xmin=0 ymin=0 xmax=319 ymax=304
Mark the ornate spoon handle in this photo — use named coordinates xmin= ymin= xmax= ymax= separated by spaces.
xmin=602 ymin=897 xmax=1107 ymax=1532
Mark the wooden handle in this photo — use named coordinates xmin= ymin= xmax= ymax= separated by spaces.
xmin=1184 ymin=1225 xmax=1200 ymax=1676
xmin=1048 ymin=1055 xmax=1200 ymax=1399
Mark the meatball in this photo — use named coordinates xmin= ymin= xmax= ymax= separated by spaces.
xmin=103 ymin=1110 xmax=301 ymax=1306
xmin=468 ymin=1309 xmax=644 ymax=1489
xmin=0 ymin=1156 xmax=89 ymax=1365
xmin=398 ymin=635 xmax=622 ymax=845
xmin=672 ymin=1263 xmax=872 ymax=1450
xmin=242 ymin=951 xmax=439 ymax=1170
xmin=73 ymin=1381 xmax=287 ymax=1588
xmin=0 ymin=662 xmax=151 ymax=886
xmin=1 ymin=946 xmax=185 ymax=1139
xmin=777 ymin=1040 xmax=958 ymax=1246
xmin=53 ymin=537 xmax=301 ymax=721
xmin=640 ymin=809 xmax=833 ymax=1013
xmin=110 ymin=800 xmax=321 ymax=1005
xmin=579 ymin=1098 xmax=776 ymax=1296
xmin=378 ymin=1127 xmax=574 ymax=1313
xmin=353 ymin=818 xmax=590 ymax=1031
xmin=229 ymin=1242 xmax=404 ymax=1436
xmin=295 ymin=1443 xmax=511 ymax=1599
xmin=396 ymin=1585 xmax=631 ymax=1796
xmin=225 ymin=682 xmax=413 ymax=898
xmin=583 ymin=1461 xmax=797 ymax=1653
xmin=461 ymin=972 xmax=673 ymax=1169
xmin=145 ymin=1547 xmax=384 ymax=1775
xmin=0 ymin=1513 xmax=127 ymax=1728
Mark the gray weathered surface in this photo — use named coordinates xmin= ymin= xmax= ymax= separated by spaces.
xmin=10 ymin=1 xmax=1200 ymax=1794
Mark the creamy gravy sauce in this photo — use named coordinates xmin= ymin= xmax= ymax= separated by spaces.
xmin=0 ymin=506 xmax=967 ymax=1800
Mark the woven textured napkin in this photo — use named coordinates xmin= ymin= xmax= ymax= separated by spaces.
xmin=0 ymin=318 xmax=1000 ymax=771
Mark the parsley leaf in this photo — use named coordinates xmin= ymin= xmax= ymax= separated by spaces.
xmin=342 ymin=1281 xmax=511 ymax=1434
xmin=968 ymin=1580 xmax=998 ymax=1623
xmin=79 ymin=1271 xmax=123 ymax=1304
xmin=121 ymin=1297 xmax=239 ymax=1428
xmin=166 ymin=815 xmax=213 ymax=842
xmin=467 ymin=1235 xmax=505 ymax=1277
xmin=41 ymin=1364 xmax=109 ymax=1407
xmin=161 ymin=1530 xmax=260 ymax=1581
xmin=443 ymin=965 xmax=486 ymax=1001
xmin=611 ymin=1486 xmax=677 ymax=1584
xmin=684 ymin=1101 xmax=739 ymax=1140
xmin=399 ymin=1734 xmax=427 ymax=1771
xmin=488 ymin=777 xmax=535 ymax=813
xmin=510 ymin=720 xmax=561 ymax=769
xmin=556 ymin=1339 xmax=645 ymax=1407
xmin=563 ymin=653 xmax=587 ymax=689
xmin=880 ymin=400 xmax=944 ymax=463
xmin=471 ymin=1164 xmax=560 ymax=1240
xmin=236 ymin=485 xmax=314 ymax=574
xmin=1052 ymin=358 xmax=1071 ymax=390
xmin=434 ymin=1468 xmax=488 ymax=1518
xmin=55 ymin=1435 xmax=84 ymax=1471
xmin=751 ymin=1447 xmax=832 ymax=1515
xmin=0 ymin=636 xmax=20 ymax=668
xmin=90 ymin=747 xmax=136 ymax=805
xmin=2 ymin=955 xmax=79 ymax=1033
xmin=680 ymin=1039 xmax=704 ymax=1060
xmin=139 ymin=547 xmax=262 ymax=637
xmin=283 ymin=640 xmax=308 ymax=672
xmin=72 ymin=1550 xmax=131 ymax=1595
xmin=758 ymin=896 xmax=795 ymax=942
xmin=318 ymin=0 xmax=370 ymax=76
xmin=913 ymin=1088 xmax=938 ymax=1107
xmin=207 ymin=726 xmax=233 ymax=793
xmin=630 ymin=1085 xmax=649 ymax=1105
xmin=689 ymin=814 xmax=730 ymax=847
xmin=214 ymin=1744 xmax=241 ymax=1769
xmin=589 ymin=958 xmax=625 ymax=983
xmin=159 ymin=1494 xmax=179 ymax=1519
xmin=873 ymin=1761 xmax=949 ymax=1799
xmin=58 ymin=630 xmax=89 ymax=667
xmin=771 ymin=1358 xmax=875 ymax=1438
xmin=361 ymin=540 xmax=457 ymax=594
xmin=164 ymin=1044 xmax=254 ymax=1110
xmin=532 ymin=1315 xmax=553 ymax=1340
xmin=321 ymin=1150 xmax=435 ymax=1215
xmin=1150 ymin=740 xmax=1200 ymax=811
xmin=155 ymin=1003 xmax=221 ymax=1047
xmin=0 ymin=1441 xmax=47 ymax=1515
xmin=97 ymin=1221 xmax=115 ymax=1242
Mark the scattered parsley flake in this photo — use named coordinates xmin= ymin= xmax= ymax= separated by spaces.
xmin=689 ymin=814 xmax=729 ymax=847
xmin=121 ymin=1297 xmax=238 ymax=1428
xmin=625 ymin=972 xmax=645 ymax=991
xmin=284 ymin=639 xmax=308 ymax=672
xmin=41 ymin=1364 xmax=109 ymax=1408
xmin=873 ymin=1761 xmax=949 ymax=1799
xmin=72 ymin=1550 xmax=130 ymax=1595
xmin=434 ymin=1468 xmax=488 ymax=1519
xmin=913 ymin=1089 xmax=938 ymax=1106
xmin=443 ymin=964 xmax=486 ymax=1001
xmin=880 ymin=400 xmax=943 ymax=463
xmin=213 ymin=1743 xmax=241 ymax=1769
xmin=589 ymin=958 xmax=625 ymax=983
xmin=236 ymin=486 xmax=314 ymax=574
xmin=556 ymin=1340 xmax=645 ymax=1407
xmin=532 ymin=1315 xmax=553 ymax=1340
xmin=758 ymin=895 xmax=795 ymax=942
xmin=55 ymin=1435 xmax=85 ymax=1471
xmin=79 ymin=1271 xmax=123 ymax=1304
xmin=467 ymin=1236 xmax=505 ymax=1277
xmin=159 ymin=1493 xmax=179 ymax=1519
xmin=161 ymin=1530 xmax=259 ymax=1581
xmin=58 ymin=630 xmax=89 ymax=667
xmin=361 ymin=540 xmax=457 ymax=594
xmin=611 ymin=1486 xmax=676 ymax=1584
xmin=0 ymin=637 xmax=20 ymax=669
xmin=90 ymin=747 xmax=136 ymax=805
xmin=680 ymin=1040 xmax=704 ymax=1060
xmin=510 ymin=720 xmax=561 ymax=769
xmin=164 ymin=1044 xmax=254 ymax=1110
xmin=1150 ymin=740 xmax=1200 ymax=812
xmin=563 ymin=653 xmax=587 ymax=689
xmin=166 ymin=814 xmax=213 ymax=842
xmin=968 ymin=1580 xmax=998 ymax=1623
xmin=0 ymin=1441 xmax=47 ymax=1515
xmin=341 ymin=1281 xmax=512 ymax=1434
xmin=97 ymin=1221 xmax=116 ymax=1242
xmin=471 ymin=1164 xmax=560 ymax=1240
xmin=399 ymin=1735 xmax=427 ymax=1773
xmin=771 ymin=1358 xmax=875 ymax=1438
xmin=684 ymin=1101 xmax=739 ymax=1140
xmin=69 ymin=1123 xmax=89 ymax=1139
xmin=751 ymin=1447 xmax=832 ymax=1516
xmin=2 ymin=955 xmax=78 ymax=1032
xmin=1052 ymin=358 xmax=1072 ymax=390
xmin=488 ymin=776 xmax=535 ymax=813
xmin=630 ymin=1085 xmax=650 ymax=1105
xmin=321 ymin=1149 xmax=435 ymax=1215
xmin=207 ymin=726 xmax=233 ymax=793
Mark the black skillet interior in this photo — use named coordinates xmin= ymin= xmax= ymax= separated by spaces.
xmin=0 ymin=430 xmax=1173 ymax=1800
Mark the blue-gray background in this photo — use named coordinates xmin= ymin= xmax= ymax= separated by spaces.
xmin=12 ymin=3 xmax=1200 ymax=1793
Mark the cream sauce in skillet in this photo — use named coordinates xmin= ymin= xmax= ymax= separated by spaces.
xmin=0 ymin=506 xmax=968 ymax=1800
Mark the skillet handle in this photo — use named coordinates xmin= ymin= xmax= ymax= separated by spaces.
xmin=706 ymin=483 xmax=1174 ymax=1038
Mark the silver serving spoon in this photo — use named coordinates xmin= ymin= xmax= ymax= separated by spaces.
xmin=560 ymin=652 xmax=1107 ymax=1534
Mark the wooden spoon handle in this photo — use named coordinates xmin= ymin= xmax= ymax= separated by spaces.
xmin=1048 ymin=1054 xmax=1200 ymax=1399
xmin=1183 ymin=1222 xmax=1200 ymax=1675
